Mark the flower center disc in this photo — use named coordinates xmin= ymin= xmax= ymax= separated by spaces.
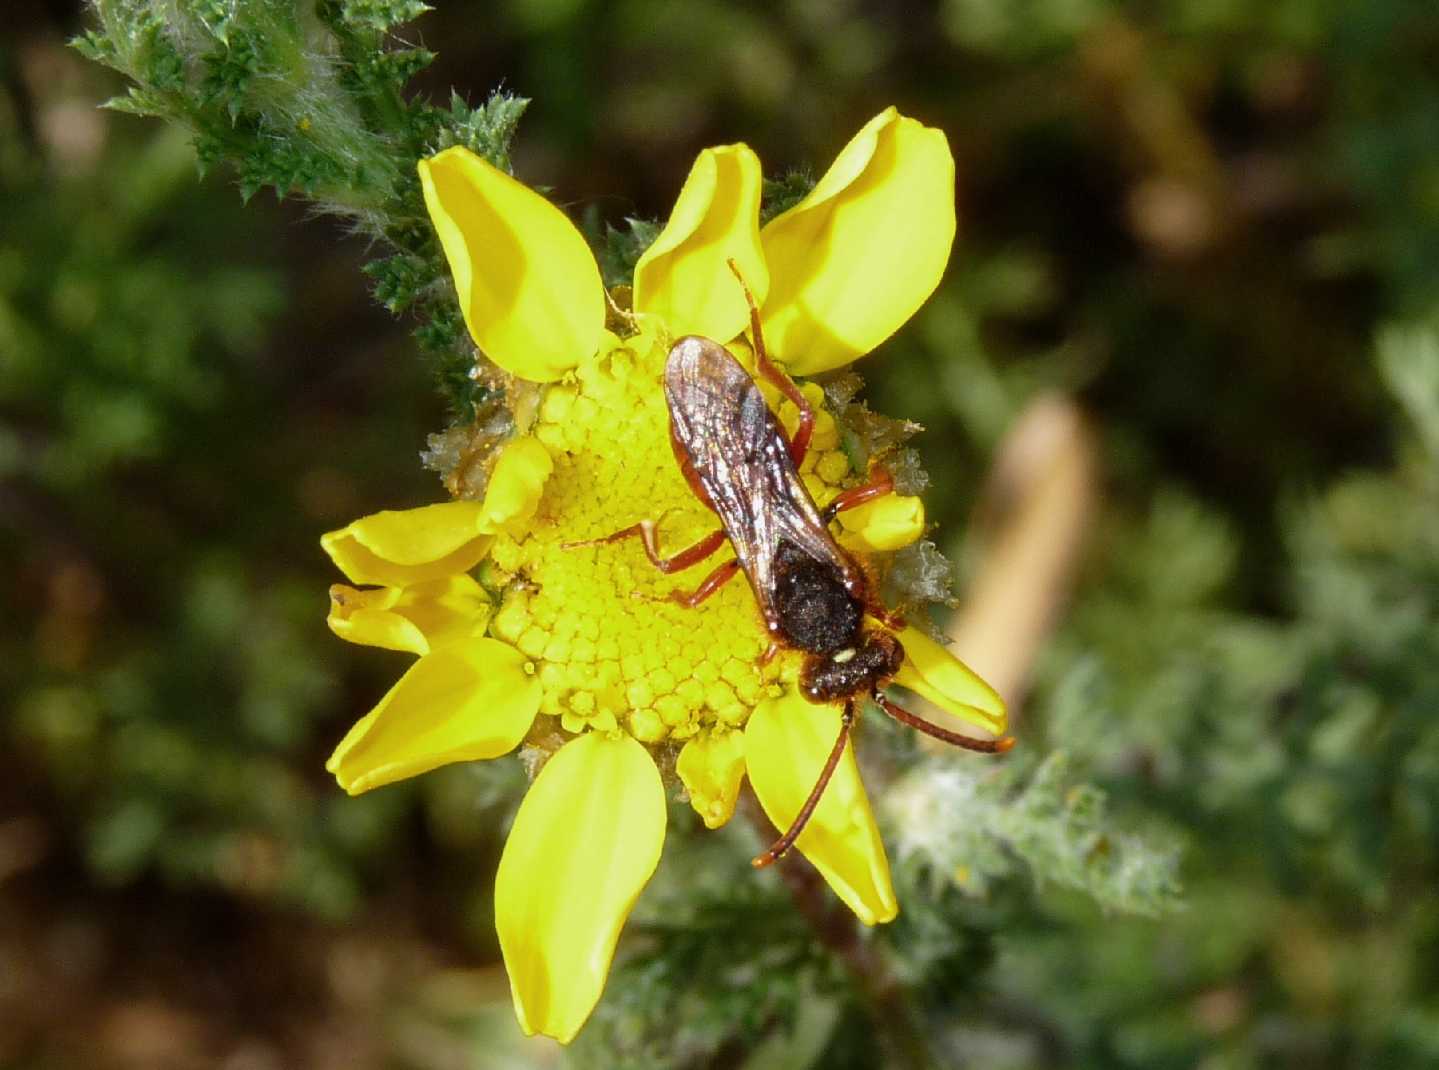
xmin=486 ymin=331 xmax=782 ymax=742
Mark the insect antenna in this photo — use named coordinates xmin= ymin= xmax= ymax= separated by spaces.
xmin=752 ymin=702 xmax=856 ymax=868
xmin=725 ymin=257 xmax=814 ymax=465
xmin=873 ymin=692 xmax=1015 ymax=753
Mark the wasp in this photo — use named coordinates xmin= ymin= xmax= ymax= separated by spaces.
xmin=569 ymin=262 xmax=1013 ymax=867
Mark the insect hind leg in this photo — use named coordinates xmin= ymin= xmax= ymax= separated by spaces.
xmin=821 ymin=466 xmax=895 ymax=525
xmin=563 ymin=521 xmax=727 ymax=575
xmin=752 ymin=701 xmax=856 ymax=868
xmin=667 ymin=558 xmax=741 ymax=609
xmin=725 ymin=258 xmax=814 ymax=467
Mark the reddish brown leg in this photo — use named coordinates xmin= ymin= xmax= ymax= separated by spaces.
xmin=563 ymin=522 xmax=727 ymax=574
xmin=869 ymin=607 xmax=908 ymax=632
xmin=873 ymin=692 xmax=1015 ymax=753
xmin=752 ymin=702 xmax=856 ymax=868
xmin=756 ymin=641 xmax=782 ymax=668
xmin=667 ymin=558 xmax=741 ymax=609
xmin=726 ymin=258 xmax=814 ymax=467
xmin=669 ymin=423 xmax=717 ymax=511
xmin=821 ymin=467 xmax=895 ymax=524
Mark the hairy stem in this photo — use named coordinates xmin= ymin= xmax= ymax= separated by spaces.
xmin=742 ymin=793 xmax=937 ymax=1070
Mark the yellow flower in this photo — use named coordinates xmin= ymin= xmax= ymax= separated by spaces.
xmin=322 ymin=108 xmax=1007 ymax=1044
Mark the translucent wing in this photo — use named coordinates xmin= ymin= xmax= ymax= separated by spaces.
xmin=664 ymin=336 xmax=862 ymax=633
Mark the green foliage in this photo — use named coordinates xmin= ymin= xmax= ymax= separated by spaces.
xmin=760 ymin=170 xmax=815 ymax=223
xmin=1378 ymin=322 xmax=1439 ymax=462
xmin=977 ymin=344 xmax=1439 ymax=1065
xmin=76 ymin=0 xmax=528 ymax=420
xmin=0 ymin=101 xmax=415 ymax=919
xmin=570 ymin=878 xmax=828 ymax=1070
xmin=29 ymin=0 xmax=1439 ymax=1065
xmin=887 ymin=747 xmax=1183 ymax=917
xmin=593 ymin=216 xmax=662 ymax=291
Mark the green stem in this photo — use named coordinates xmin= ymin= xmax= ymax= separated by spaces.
xmin=743 ymin=794 xmax=938 ymax=1070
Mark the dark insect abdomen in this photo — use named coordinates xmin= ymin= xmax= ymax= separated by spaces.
xmin=772 ymin=541 xmax=862 ymax=655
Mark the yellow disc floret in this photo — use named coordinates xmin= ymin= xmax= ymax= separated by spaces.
xmin=484 ymin=326 xmax=856 ymax=744
xmin=326 ymin=109 xmax=1015 ymax=1048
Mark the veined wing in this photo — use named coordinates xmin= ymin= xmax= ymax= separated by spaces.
xmin=663 ymin=337 xmax=859 ymax=627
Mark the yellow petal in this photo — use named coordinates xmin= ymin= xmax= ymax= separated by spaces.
xmin=676 ymin=728 xmax=747 ymax=829
xmin=326 ymin=639 xmax=540 ymax=794
xmin=745 ymin=692 xmax=897 ymax=925
xmin=892 ymin=625 xmax=1007 ymax=736
xmin=496 ymin=733 xmax=665 ymax=1043
xmin=479 ymin=435 xmax=553 ymax=531
xmin=760 ymin=108 xmax=956 ymax=374
xmin=418 ymin=146 xmax=605 ymax=381
xmin=327 ymin=575 xmax=492 ymax=656
xmin=632 ymin=143 xmax=768 ymax=342
xmin=320 ymin=502 xmax=491 ymax=587
xmin=836 ymin=494 xmax=926 ymax=552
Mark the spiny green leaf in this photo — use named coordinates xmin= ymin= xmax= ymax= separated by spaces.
xmin=596 ymin=217 xmax=660 ymax=289
xmin=70 ymin=29 xmax=117 ymax=63
xmin=761 ymin=169 xmax=814 ymax=222
xmin=334 ymin=0 xmax=433 ymax=33
xmin=438 ymin=89 xmax=530 ymax=165
xmin=886 ymin=749 xmax=1184 ymax=918
xmin=364 ymin=253 xmax=431 ymax=314
xmin=350 ymin=46 xmax=435 ymax=92
xmin=101 ymin=88 xmax=165 ymax=116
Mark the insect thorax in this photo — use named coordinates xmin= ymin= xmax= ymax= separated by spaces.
xmin=772 ymin=541 xmax=863 ymax=655
xmin=800 ymin=630 xmax=906 ymax=704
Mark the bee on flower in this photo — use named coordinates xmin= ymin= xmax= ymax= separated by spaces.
xmin=321 ymin=107 xmax=1009 ymax=1043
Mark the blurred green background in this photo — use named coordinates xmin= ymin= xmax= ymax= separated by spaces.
xmin=4 ymin=0 xmax=1439 ymax=1067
